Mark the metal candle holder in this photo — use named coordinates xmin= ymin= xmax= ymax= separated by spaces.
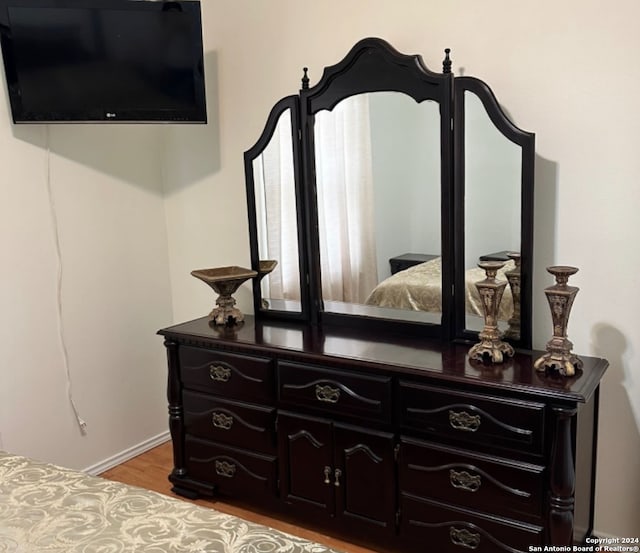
xmin=503 ymin=252 xmax=521 ymax=341
xmin=534 ymin=266 xmax=583 ymax=377
xmin=469 ymin=261 xmax=515 ymax=364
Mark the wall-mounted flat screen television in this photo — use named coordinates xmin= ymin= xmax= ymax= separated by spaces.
xmin=0 ymin=0 xmax=207 ymax=123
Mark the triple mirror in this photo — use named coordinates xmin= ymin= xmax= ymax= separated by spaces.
xmin=244 ymin=38 xmax=534 ymax=348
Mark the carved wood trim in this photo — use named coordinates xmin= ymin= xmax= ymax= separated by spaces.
xmin=284 ymin=379 xmax=380 ymax=406
xmin=548 ymin=406 xmax=577 ymax=545
xmin=189 ymin=454 xmax=268 ymax=483
xmin=407 ymin=403 xmax=534 ymax=437
xmin=164 ymin=338 xmax=186 ymax=477
xmin=407 ymin=462 xmax=531 ymax=498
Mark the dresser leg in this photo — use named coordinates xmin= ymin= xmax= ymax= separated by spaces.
xmin=164 ymin=338 xmax=186 ymax=476
xmin=171 ymin=484 xmax=201 ymax=500
xmin=549 ymin=406 xmax=577 ymax=545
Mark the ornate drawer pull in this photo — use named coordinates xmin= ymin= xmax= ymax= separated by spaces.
xmin=212 ymin=412 xmax=234 ymax=430
xmin=450 ymin=527 xmax=480 ymax=549
xmin=449 ymin=469 xmax=482 ymax=492
xmin=315 ymin=384 xmax=340 ymax=404
xmin=209 ymin=364 xmax=231 ymax=382
xmin=323 ymin=466 xmax=331 ymax=484
xmin=449 ymin=409 xmax=481 ymax=432
xmin=214 ymin=460 xmax=236 ymax=478
xmin=322 ymin=466 xmax=342 ymax=486
xmin=334 ymin=468 xmax=342 ymax=487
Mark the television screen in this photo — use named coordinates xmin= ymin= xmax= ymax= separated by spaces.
xmin=0 ymin=0 xmax=207 ymax=123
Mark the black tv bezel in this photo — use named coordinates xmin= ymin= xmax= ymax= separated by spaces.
xmin=0 ymin=0 xmax=207 ymax=124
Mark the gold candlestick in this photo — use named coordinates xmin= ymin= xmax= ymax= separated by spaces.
xmin=469 ymin=261 xmax=515 ymax=364
xmin=534 ymin=266 xmax=583 ymax=377
xmin=503 ymin=252 xmax=521 ymax=341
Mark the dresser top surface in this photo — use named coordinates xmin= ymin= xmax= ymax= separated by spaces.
xmin=159 ymin=316 xmax=608 ymax=403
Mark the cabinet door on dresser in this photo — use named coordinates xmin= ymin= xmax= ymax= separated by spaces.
xmin=277 ymin=412 xmax=334 ymax=513
xmin=278 ymin=412 xmax=396 ymax=537
xmin=333 ymin=423 xmax=396 ymax=536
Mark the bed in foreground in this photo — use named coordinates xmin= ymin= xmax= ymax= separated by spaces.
xmin=0 ymin=451 xmax=342 ymax=553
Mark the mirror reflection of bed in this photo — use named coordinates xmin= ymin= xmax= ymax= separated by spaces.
xmin=251 ymin=76 xmax=524 ymax=340
xmin=314 ymin=92 xmax=441 ymax=322
xmin=245 ymin=40 xmax=533 ymax=346
xmin=253 ymin=92 xmax=443 ymax=324
xmin=364 ymin=254 xmax=517 ymax=334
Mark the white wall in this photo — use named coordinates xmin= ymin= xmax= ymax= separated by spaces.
xmin=0 ymin=111 xmax=173 ymax=468
xmin=0 ymin=0 xmax=638 ymax=539
xmin=162 ymin=0 xmax=640 ymax=538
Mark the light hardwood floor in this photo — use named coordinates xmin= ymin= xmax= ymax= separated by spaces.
xmin=100 ymin=441 xmax=378 ymax=553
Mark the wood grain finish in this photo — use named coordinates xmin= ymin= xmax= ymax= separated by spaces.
xmin=398 ymin=381 xmax=546 ymax=454
xmin=398 ymin=437 xmax=545 ymax=522
xmin=160 ymin=316 xmax=606 ymax=403
xmin=100 ymin=441 xmax=380 ymax=553
xmin=158 ymin=316 xmax=608 ymax=551
xmin=179 ymin=345 xmax=274 ymax=403
xmin=183 ymin=390 xmax=276 ymax=453
xmin=278 ymin=361 xmax=392 ymax=422
xmin=400 ymin=495 xmax=544 ymax=552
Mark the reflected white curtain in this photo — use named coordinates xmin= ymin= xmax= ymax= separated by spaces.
xmin=315 ymin=95 xmax=378 ymax=304
xmin=253 ymin=111 xmax=301 ymax=300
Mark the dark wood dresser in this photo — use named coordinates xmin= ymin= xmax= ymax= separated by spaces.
xmin=159 ymin=316 xmax=607 ymax=552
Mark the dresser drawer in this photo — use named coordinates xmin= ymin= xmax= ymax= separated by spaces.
xmin=184 ymin=436 xmax=277 ymax=499
xmin=400 ymin=495 xmax=543 ymax=553
xmin=179 ymin=346 xmax=274 ymax=403
xmin=398 ymin=381 xmax=545 ymax=454
xmin=399 ymin=438 xmax=544 ymax=522
xmin=183 ymin=390 xmax=276 ymax=454
xmin=278 ymin=361 xmax=392 ymax=422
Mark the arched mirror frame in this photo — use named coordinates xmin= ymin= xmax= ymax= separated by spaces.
xmin=453 ymin=76 xmax=535 ymax=349
xmin=243 ymin=38 xmax=535 ymax=347
xmin=244 ymin=94 xmax=311 ymax=321
xmin=300 ymin=37 xmax=454 ymax=339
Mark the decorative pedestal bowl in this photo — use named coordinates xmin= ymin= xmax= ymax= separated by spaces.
xmin=191 ymin=266 xmax=257 ymax=326
xmin=258 ymin=260 xmax=278 ymax=277
xmin=257 ymin=260 xmax=278 ymax=309
xmin=468 ymin=261 xmax=515 ymax=364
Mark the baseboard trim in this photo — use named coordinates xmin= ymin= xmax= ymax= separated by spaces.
xmin=84 ymin=431 xmax=171 ymax=476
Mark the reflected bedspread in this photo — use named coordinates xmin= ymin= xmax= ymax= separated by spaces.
xmin=365 ymin=257 xmax=514 ymax=321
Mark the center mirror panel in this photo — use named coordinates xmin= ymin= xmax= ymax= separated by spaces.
xmin=301 ymin=38 xmax=453 ymax=336
xmin=314 ymin=92 xmax=442 ymax=323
